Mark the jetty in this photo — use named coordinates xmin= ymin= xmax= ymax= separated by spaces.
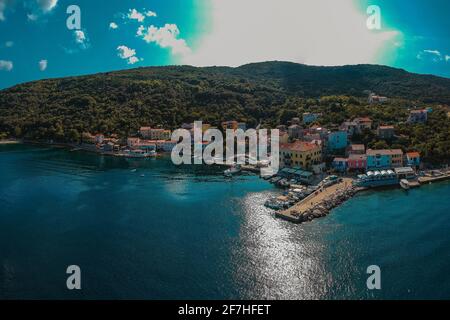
xmin=275 ymin=178 xmax=362 ymax=223
xmin=418 ymin=169 xmax=450 ymax=184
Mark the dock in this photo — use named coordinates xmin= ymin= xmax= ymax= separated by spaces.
xmin=418 ymin=171 xmax=450 ymax=184
xmin=276 ymin=178 xmax=356 ymax=223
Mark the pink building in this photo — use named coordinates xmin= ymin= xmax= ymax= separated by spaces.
xmin=347 ymin=154 xmax=367 ymax=171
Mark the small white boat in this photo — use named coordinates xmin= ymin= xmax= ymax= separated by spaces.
xmin=224 ymin=164 xmax=242 ymax=176
xmin=125 ymin=149 xmax=157 ymax=158
xmin=400 ymin=179 xmax=410 ymax=190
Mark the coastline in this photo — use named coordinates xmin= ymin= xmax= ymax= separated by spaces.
xmin=0 ymin=139 xmax=21 ymax=145
xmin=3 ymin=140 xmax=450 ymax=226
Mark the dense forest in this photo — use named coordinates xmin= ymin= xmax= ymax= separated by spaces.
xmin=0 ymin=61 xmax=449 ymax=163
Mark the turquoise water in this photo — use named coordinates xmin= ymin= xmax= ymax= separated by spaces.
xmin=0 ymin=144 xmax=449 ymax=299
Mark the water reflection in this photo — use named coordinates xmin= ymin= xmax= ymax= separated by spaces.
xmin=233 ymin=191 xmax=333 ymax=299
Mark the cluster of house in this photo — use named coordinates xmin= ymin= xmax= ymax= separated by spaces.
xmin=81 ymin=105 xmax=429 ymax=165
xmin=82 ymin=132 xmax=122 ymax=152
xmin=332 ymin=146 xmax=421 ymax=172
xmin=276 ymin=112 xmax=423 ymax=174
xmin=125 ymin=127 xmax=176 ymax=153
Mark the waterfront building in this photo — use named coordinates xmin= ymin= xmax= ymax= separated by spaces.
xmin=346 ymin=144 xmax=365 ymax=156
xmin=287 ymin=124 xmax=302 ymax=140
xmin=136 ymin=140 xmax=156 ymax=152
xmin=332 ymin=157 xmax=348 ymax=172
xmin=127 ymin=137 xmax=140 ymax=148
xmin=377 ymin=125 xmax=395 ymax=139
xmin=160 ymin=140 xmax=178 ymax=152
xmin=327 ymin=130 xmax=348 ymax=151
xmin=347 ymin=154 xmax=367 ymax=172
xmin=407 ymin=109 xmax=428 ymax=124
xmin=140 ymin=127 xmax=171 ymax=140
xmin=394 ymin=167 xmax=416 ymax=180
xmin=354 ymin=170 xmax=398 ymax=188
xmin=366 ymin=149 xmax=403 ymax=169
xmin=280 ymin=141 xmax=322 ymax=169
xmin=94 ymin=134 xmax=104 ymax=144
xmin=406 ymin=152 xmax=421 ymax=168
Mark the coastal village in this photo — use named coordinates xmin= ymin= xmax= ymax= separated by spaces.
xmin=60 ymin=94 xmax=450 ymax=224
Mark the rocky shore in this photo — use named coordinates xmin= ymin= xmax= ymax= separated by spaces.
xmin=288 ymin=186 xmax=360 ymax=223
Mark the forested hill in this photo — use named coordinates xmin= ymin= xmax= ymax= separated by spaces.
xmin=1 ymin=61 xmax=449 ymax=141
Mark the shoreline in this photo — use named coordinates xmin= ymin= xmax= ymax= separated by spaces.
xmin=0 ymin=139 xmax=21 ymax=145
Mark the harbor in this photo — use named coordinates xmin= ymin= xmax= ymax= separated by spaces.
xmin=274 ymin=178 xmax=360 ymax=223
xmin=266 ymin=167 xmax=450 ymax=224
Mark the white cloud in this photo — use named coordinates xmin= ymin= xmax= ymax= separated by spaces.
xmin=138 ymin=24 xmax=191 ymax=56
xmin=127 ymin=56 xmax=140 ymax=65
xmin=109 ymin=22 xmax=118 ymax=29
xmin=137 ymin=25 xmax=145 ymax=36
xmin=182 ymin=0 xmax=402 ymax=67
xmin=37 ymin=0 xmax=58 ymax=12
xmin=424 ymin=49 xmax=441 ymax=57
xmin=73 ymin=30 xmax=90 ymax=49
xmin=146 ymin=10 xmax=157 ymax=17
xmin=5 ymin=40 xmax=13 ymax=47
xmin=417 ymin=49 xmax=447 ymax=62
xmin=0 ymin=60 xmax=13 ymax=71
xmin=128 ymin=8 xmax=145 ymax=22
xmin=39 ymin=59 xmax=48 ymax=71
xmin=117 ymin=45 xmax=141 ymax=64
xmin=446 ymin=55 xmax=450 ymax=62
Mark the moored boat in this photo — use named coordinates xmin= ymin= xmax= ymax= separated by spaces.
xmin=224 ymin=164 xmax=242 ymax=177
xmin=400 ymin=179 xmax=410 ymax=190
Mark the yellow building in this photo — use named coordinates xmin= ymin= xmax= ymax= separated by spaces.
xmin=280 ymin=141 xmax=322 ymax=169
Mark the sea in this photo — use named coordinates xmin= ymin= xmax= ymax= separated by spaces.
xmin=0 ymin=143 xmax=449 ymax=299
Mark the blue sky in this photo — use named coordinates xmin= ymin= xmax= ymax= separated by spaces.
xmin=0 ymin=0 xmax=449 ymax=89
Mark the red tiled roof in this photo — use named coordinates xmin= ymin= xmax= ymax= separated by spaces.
xmin=407 ymin=152 xmax=420 ymax=158
xmin=280 ymin=141 xmax=320 ymax=152
xmin=355 ymin=117 xmax=372 ymax=123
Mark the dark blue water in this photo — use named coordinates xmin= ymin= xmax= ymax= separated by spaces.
xmin=0 ymin=144 xmax=449 ymax=299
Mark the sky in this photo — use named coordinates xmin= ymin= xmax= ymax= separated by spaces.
xmin=0 ymin=0 xmax=449 ymax=89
